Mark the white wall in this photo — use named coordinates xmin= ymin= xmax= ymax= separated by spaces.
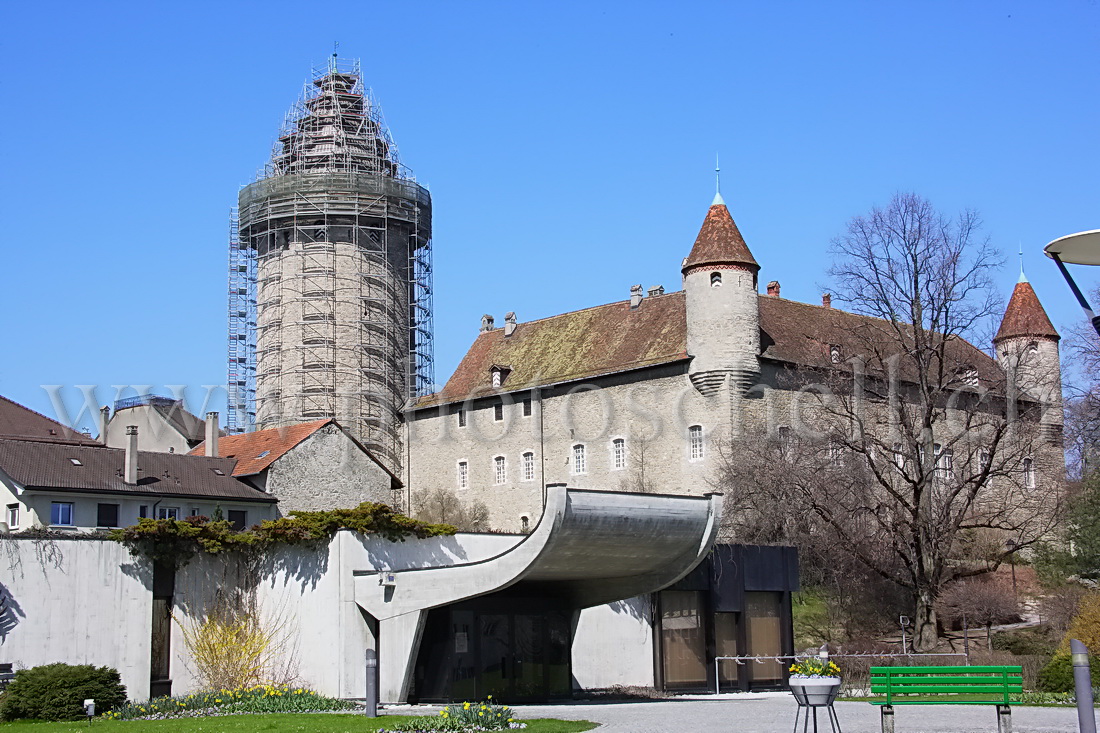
xmin=0 ymin=530 xmax=652 ymax=703
xmin=572 ymin=595 xmax=655 ymax=689
xmin=0 ymin=538 xmax=152 ymax=700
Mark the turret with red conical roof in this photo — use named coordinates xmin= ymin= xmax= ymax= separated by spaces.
xmin=683 ymin=191 xmax=762 ymax=395
xmin=994 ymin=270 xmax=1063 ymax=440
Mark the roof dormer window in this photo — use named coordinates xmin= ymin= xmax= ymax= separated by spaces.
xmin=829 ymin=345 xmax=842 ymax=363
xmin=490 ymin=365 xmax=511 ymax=388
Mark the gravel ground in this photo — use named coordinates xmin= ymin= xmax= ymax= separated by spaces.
xmin=386 ymin=692 xmax=1095 ymax=732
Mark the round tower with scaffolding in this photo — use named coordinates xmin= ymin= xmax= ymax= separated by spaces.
xmin=228 ymin=57 xmax=433 ymax=476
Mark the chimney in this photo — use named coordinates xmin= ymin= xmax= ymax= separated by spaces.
xmin=647 ymin=285 xmax=665 ymax=297
xmin=480 ymin=314 xmax=495 ymax=332
xmin=629 ymin=284 xmax=643 ymax=309
xmin=205 ymin=412 xmax=219 ymax=457
xmin=124 ymin=426 xmax=138 ymax=484
xmin=503 ymin=312 xmax=517 ymax=337
xmin=822 ymin=293 xmax=832 ymax=308
xmin=766 ymin=281 xmax=781 ymax=297
xmin=98 ymin=406 xmax=110 ymax=443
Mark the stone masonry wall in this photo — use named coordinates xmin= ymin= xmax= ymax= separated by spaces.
xmin=266 ymin=424 xmax=392 ymax=513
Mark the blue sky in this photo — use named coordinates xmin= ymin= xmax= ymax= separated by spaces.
xmin=1 ymin=1 xmax=1098 ymax=429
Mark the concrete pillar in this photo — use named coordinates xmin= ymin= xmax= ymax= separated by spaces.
xmin=378 ymin=610 xmax=426 ymax=703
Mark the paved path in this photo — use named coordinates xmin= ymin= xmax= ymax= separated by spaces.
xmin=502 ymin=692 xmax=1093 ymax=732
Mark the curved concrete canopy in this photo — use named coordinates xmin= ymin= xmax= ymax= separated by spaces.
xmin=355 ymin=486 xmax=722 ymax=620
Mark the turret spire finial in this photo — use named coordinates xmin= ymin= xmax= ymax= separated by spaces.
xmin=1019 ymin=242 xmax=1028 ymax=283
xmin=712 ymin=154 xmax=725 ymax=207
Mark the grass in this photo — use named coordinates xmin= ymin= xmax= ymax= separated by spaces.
xmin=0 ymin=714 xmax=598 ymax=733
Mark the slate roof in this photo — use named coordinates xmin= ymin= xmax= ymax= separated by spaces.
xmin=188 ymin=419 xmax=331 ymax=476
xmin=994 ymin=280 xmax=1060 ymax=343
xmin=681 ymin=202 xmax=759 ymax=273
xmin=0 ymin=439 xmax=275 ymax=502
xmin=0 ymin=395 xmax=95 ymax=443
xmin=415 ymin=291 xmax=1004 ymax=408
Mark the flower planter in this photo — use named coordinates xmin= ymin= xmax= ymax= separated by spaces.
xmin=789 ymin=676 xmax=841 ymax=706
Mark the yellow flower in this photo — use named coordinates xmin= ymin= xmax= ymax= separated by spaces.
xmin=464 ymin=702 xmax=471 ymax=709
xmin=479 ymin=711 xmax=484 ymax=716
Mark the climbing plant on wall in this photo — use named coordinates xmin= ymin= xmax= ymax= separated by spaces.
xmin=109 ymin=502 xmax=455 ymax=568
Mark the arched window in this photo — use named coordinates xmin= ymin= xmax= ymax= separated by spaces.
xmin=710 ymin=272 xmax=722 ymax=288
xmin=522 ymin=452 xmax=535 ymax=482
xmin=494 ymin=456 xmax=507 ymax=485
xmin=572 ymin=444 xmax=587 ymax=475
xmin=689 ymin=425 xmax=704 ymax=461
xmin=612 ymin=438 xmax=626 ymax=470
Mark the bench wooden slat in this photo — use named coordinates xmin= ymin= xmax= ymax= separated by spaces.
xmin=871 ymin=677 xmax=1025 ymax=691
xmin=872 ymin=675 xmax=1022 ymax=685
xmin=870 ymin=700 xmax=1021 ymax=706
xmin=869 ymin=665 xmax=1021 ymax=675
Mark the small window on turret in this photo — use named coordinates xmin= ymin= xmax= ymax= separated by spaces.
xmin=1027 ymin=341 xmax=1039 ymax=355
xmin=710 ymin=272 xmax=722 ymax=287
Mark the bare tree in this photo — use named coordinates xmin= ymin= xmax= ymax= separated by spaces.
xmin=939 ymin=577 xmax=1019 ymax=650
xmin=619 ymin=432 xmax=658 ymax=493
xmin=719 ymin=193 xmax=1060 ymax=651
xmin=414 ymin=489 xmax=491 ymax=532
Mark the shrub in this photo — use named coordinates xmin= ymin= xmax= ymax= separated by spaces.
xmin=0 ymin=663 xmax=127 ymax=721
xmin=992 ymin=627 xmax=1057 ymax=656
xmin=1036 ymin=652 xmax=1100 ymax=692
xmin=105 ymin=684 xmax=354 ymax=720
xmin=1058 ymin=592 xmax=1100 ymax=654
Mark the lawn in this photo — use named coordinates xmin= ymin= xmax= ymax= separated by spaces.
xmin=0 ymin=714 xmax=598 ymax=733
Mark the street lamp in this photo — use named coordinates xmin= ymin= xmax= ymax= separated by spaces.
xmin=1044 ymin=230 xmax=1100 ymax=339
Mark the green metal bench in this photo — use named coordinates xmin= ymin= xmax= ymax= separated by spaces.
xmin=869 ymin=665 xmax=1022 ymax=733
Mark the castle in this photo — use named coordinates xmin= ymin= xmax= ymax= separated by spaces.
xmin=405 ymin=190 xmax=1065 ymax=531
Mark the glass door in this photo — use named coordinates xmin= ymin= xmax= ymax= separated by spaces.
xmin=660 ymin=590 xmax=707 ymax=688
xmin=745 ymin=592 xmax=784 ymax=686
xmin=478 ymin=614 xmax=512 ymax=699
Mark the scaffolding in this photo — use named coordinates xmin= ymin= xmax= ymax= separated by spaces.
xmin=227 ymin=57 xmax=434 ymax=475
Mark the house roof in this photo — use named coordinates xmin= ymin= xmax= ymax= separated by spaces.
xmin=416 ymin=292 xmax=688 ymax=407
xmin=994 ymin=280 xmax=1060 ymax=343
xmin=189 ymin=419 xmax=399 ymax=484
xmin=0 ymin=395 xmax=95 ymax=443
xmin=188 ymin=419 xmax=331 ymax=476
xmin=681 ymin=202 xmax=759 ymax=273
xmin=144 ymin=401 xmax=207 ymax=443
xmin=0 ymin=438 xmax=275 ymax=503
xmin=415 ymin=290 xmax=1005 ymax=408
